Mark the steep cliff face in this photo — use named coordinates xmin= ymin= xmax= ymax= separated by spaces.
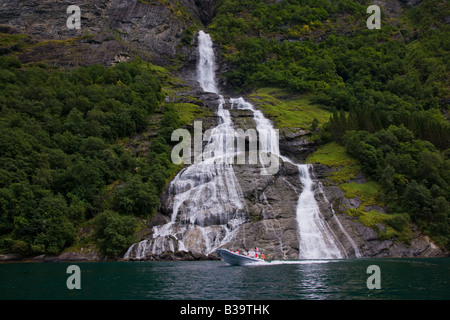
xmin=189 ymin=0 xmax=216 ymax=25
xmin=0 ymin=0 xmax=213 ymax=67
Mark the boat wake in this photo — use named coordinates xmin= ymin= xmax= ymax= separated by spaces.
xmin=245 ymin=260 xmax=332 ymax=266
xmin=221 ymin=260 xmax=333 ymax=267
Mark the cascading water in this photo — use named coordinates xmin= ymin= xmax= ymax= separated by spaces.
xmin=295 ymin=165 xmax=344 ymax=259
xmin=124 ymin=31 xmax=360 ymax=260
xmin=229 ymin=98 xmax=360 ymax=259
xmin=197 ymin=31 xmax=219 ymax=94
xmin=124 ymin=31 xmax=246 ymax=259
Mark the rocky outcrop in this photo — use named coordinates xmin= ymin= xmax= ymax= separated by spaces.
xmin=126 ymin=250 xmax=220 ymax=261
xmin=279 ymin=129 xmax=316 ymax=163
xmin=0 ymin=251 xmax=100 ymax=262
xmin=190 ymin=0 xmax=216 ymax=26
xmin=226 ymin=159 xmax=302 ymax=260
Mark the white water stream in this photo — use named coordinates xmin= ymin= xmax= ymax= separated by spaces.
xmin=125 ymin=31 xmax=246 ymax=259
xmin=124 ymin=31 xmax=360 ymax=260
xmin=228 ymin=99 xmax=359 ymax=259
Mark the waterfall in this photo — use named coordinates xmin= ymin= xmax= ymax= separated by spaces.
xmin=229 ymin=97 xmax=360 ymax=259
xmin=124 ymin=31 xmax=359 ymax=260
xmin=296 ymin=165 xmax=344 ymax=259
xmin=197 ymin=31 xmax=219 ymax=94
xmin=124 ymin=31 xmax=246 ymax=259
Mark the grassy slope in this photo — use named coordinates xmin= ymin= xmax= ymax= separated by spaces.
xmin=248 ymin=87 xmax=331 ymax=131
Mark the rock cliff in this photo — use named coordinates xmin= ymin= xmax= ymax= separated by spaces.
xmin=0 ymin=0 xmax=212 ymax=67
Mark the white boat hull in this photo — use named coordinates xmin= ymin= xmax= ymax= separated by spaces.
xmin=216 ymin=249 xmax=263 ymax=266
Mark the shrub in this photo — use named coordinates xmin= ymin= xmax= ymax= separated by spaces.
xmin=94 ymin=210 xmax=137 ymax=257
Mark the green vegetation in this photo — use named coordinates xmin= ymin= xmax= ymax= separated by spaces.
xmin=307 ymin=142 xmax=355 ymax=167
xmin=209 ymin=0 xmax=366 ymax=91
xmin=339 ymin=181 xmax=382 ymax=207
xmin=306 ymin=142 xmax=360 ymax=183
xmin=346 ymin=206 xmax=412 ymax=242
xmin=172 ymin=102 xmax=211 ymax=126
xmin=137 ymin=0 xmax=198 ymax=23
xmin=94 ymin=210 xmax=138 ymax=257
xmin=342 ymin=127 xmax=450 ymax=248
xmin=248 ymin=88 xmax=330 ymax=130
xmin=0 ymin=33 xmax=29 ymax=50
xmin=0 ymin=57 xmax=184 ymax=257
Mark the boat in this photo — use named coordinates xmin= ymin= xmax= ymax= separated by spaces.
xmin=216 ymin=249 xmax=266 ymax=266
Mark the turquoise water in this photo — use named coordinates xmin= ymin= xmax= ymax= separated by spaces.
xmin=0 ymin=258 xmax=448 ymax=300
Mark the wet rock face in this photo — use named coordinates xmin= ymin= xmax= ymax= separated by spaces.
xmin=219 ymin=108 xmax=301 ymax=260
xmin=279 ymin=133 xmax=315 ymax=163
xmin=228 ymin=160 xmax=303 ymax=260
xmin=192 ymin=0 xmax=216 ymax=25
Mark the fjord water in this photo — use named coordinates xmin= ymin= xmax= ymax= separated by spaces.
xmin=1 ymin=259 xmax=449 ymax=299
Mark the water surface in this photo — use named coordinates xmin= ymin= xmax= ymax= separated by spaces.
xmin=0 ymin=258 xmax=448 ymax=300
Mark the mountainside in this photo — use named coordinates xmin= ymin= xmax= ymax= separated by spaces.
xmin=0 ymin=0 xmax=207 ymax=66
xmin=0 ymin=0 xmax=448 ymax=261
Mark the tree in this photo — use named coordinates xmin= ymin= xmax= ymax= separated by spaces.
xmin=55 ymin=158 xmax=104 ymax=213
xmin=0 ymin=57 xmax=168 ymax=256
xmin=94 ymin=210 xmax=137 ymax=257
xmin=402 ymin=181 xmax=433 ymax=226
xmin=113 ymin=176 xmax=159 ymax=217
xmin=63 ymin=108 xmax=88 ymax=136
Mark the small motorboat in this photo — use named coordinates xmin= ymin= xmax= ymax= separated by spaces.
xmin=216 ymin=249 xmax=265 ymax=266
